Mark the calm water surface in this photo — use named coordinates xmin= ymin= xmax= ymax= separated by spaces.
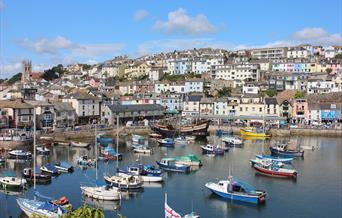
xmin=0 ymin=135 xmax=341 ymax=218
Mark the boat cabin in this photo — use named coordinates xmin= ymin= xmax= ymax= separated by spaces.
xmin=161 ymin=158 xmax=176 ymax=166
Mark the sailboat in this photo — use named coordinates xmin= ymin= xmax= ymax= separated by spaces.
xmin=80 ymin=121 xmax=121 ymax=201
xmin=17 ymin=107 xmax=69 ymax=217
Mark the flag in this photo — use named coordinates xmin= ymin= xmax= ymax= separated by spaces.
xmin=165 ymin=193 xmax=181 ymax=218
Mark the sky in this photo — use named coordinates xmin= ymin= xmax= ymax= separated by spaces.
xmin=0 ymin=0 xmax=341 ymax=78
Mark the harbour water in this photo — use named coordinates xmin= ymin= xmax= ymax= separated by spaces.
xmin=0 ymin=135 xmax=341 ymax=218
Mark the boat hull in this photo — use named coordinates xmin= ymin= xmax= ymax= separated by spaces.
xmin=117 ymin=172 xmax=163 ymax=182
xmin=270 ymin=147 xmax=304 ymax=157
xmin=240 ymin=129 xmax=270 ymax=138
xmin=81 ymin=186 xmax=121 ymax=201
xmin=255 ymin=154 xmax=293 ymax=164
xmin=201 ymin=147 xmax=224 ymax=155
xmin=253 ymin=165 xmax=297 ymax=178
xmin=156 ymin=161 xmax=190 ymax=173
xmin=152 ymin=120 xmax=209 ymax=137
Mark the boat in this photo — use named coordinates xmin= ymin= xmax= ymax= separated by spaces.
xmin=0 ymin=156 xmax=5 ymax=164
xmin=149 ymin=132 xmax=162 ymax=139
xmin=101 ymin=146 xmax=123 ymax=160
xmin=158 ymin=138 xmax=175 ymax=147
xmin=71 ymin=141 xmax=90 ymax=148
xmin=81 ymin=185 xmax=121 ymax=201
xmin=8 ymin=150 xmax=32 ymax=159
xmin=133 ymin=145 xmax=153 ymax=154
xmin=40 ymin=136 xmax=54 ymax=140
xmin=165 ymin=193 xmax=200 ymax=218
xmin=205 ymin=176 xmax=267 ymax=204
xmin=249 ymin=158 xmax=284 ymax=167
xmin=222 ymin=136 xmax=243 ymax=146
xmin=40 ymin=163 xmax=60 ymax=176
xmin=0 ymin=176 xmax=27 ymax=189
xmin=253 ymin=160 xmax=297 ymax=179
xmin=16 ymin=198 xmax=68 ymax=217
xmin=215 ymin=129 xmax=233 ymax=137
xmin=174 ymin=154 xmax=202 ymax=167
xmin=185 ymin=136 xmax=196 ymax=142
xmin=97 ymin=135 xmax=113 ymax=146
xmin=54 ymin=161 xmax=74 ymax=173
xmin=77 ymin=155 xmax=96 ymax=166
xmin=174 ymin=136 xmax=188 ymax=145
xmin=255 ymin=154 xmax=293 ymax=164
xmin=240 ymin=127 xmax=271 ymax=138
xmin=152 ymin=118 xmax=210 ymax=137
xmin=104 ymin=174 xmax=144 ymax=190
xmin=270 ymin=144 xmax=304 ymax=157
xmin=132 ymin=134 xmax=144 ymax=143
xmin=201 ymin=144 xmax=225 ymax=155
xmin=55 ymin=141 xmax=70 ymax=146
xmin=22 ymin=168 xmax=52 ymax=184
xmin=156 ymin=158 xmax=190 ymax=173
xmin=117 ymin=165 xmax=163 ymax=182
xmin=36 ymin=146 xmax=50 ymax=155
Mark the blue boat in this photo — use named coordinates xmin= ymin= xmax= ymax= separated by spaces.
xmin=270 ymin=144 xmax=304 ymax=157
xmin=117 ymin=164 xmax=163 ymax=182
xmin=54 ymin=161 xmax=74 ymax=173
xmin=17 ymin=198 xmax=68 ymax=217
xmin=158 ymin=138 xmax=175 ymax=147
xmin=215 ymin=129 xmax=233 ymax=137
xmin=201 ymin=144 xmax=225 ymax=155
xmin=101 ymin=147 xmax=122 ymax=160
xmin=205 ymin=177 xmax=267 ymax=204
xmin=156 ymin=158 xmax=190 ymax=173
xmin=97 ymin=136 xmax=113 ymax=146
xmin=132 ymin=134 xmax=144 ymax=143
xmin=40 ymin=163 xmax=60 ymax=176
xmin=255 ymin=154 xmax=293 ymax=164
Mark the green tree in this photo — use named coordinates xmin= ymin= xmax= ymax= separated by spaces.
xmin=217 ymin=87 xmax=232 ymax=97
xmin=295 ymin=90 xmax=305 ymax=99
xmin=335 ymin=54 xmax=342 ymax=59
xmin=6 ymin=73 xmax=22 ymax=84
xmin=42 ymin=64 xmax=66 ymax=81
xmin=265 ymin=89 xmax=277 ymax=97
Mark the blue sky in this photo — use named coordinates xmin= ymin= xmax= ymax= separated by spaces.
xmin=0 ymin=0 xmax=341 ymax=78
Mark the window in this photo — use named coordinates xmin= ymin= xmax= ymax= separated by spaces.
xmin=259 ymin=108 xmax=262 ymax=112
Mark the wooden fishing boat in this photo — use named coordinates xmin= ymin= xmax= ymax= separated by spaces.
xmin=205 ymin=176 xmax=267 ymax=204
xmin=240 ymin=127 xmax=271 ymax=138
xmin=156 ymin=158 xmax=190 ymax=173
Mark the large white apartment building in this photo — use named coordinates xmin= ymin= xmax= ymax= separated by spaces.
xmin=212 ymin=63 xmax=260 ymax=82
xmin=251 ymin=47 xmax=287 ymax=59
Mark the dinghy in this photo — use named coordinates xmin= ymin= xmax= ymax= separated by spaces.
xmin=71 ymin=141 xmax=90 ymax=148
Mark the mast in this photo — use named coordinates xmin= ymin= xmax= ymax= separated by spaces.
xmin=262 ymin=98 xmax=266 ymax=154
xmin=95 ymin=120 xmax=98 ymax=183
xmin=33 ymin=106 xmax=36 ymax=190
xmin=116 ymin=116 xmax=119 ymax=169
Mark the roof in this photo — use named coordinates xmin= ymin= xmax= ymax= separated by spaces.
xmin=53 ymin=102 xmax=75 ymax=112
xmin=107 ymin=104 xmax=164 ymax=113
xmin=0 ymin=99 xmax=33 ymax=109
xmin=25 ymin=100 xmax=52 ymax=107
xmin=187 ymin=95 xmax=202 ymax=102
xmin=265 ymin=97 xmax=278 ymax=105
xmin=65 ymin=90 xmax=100 ymax=100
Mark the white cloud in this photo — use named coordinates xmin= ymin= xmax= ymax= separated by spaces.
xmin=71 ymin=43 xmax=125 ymax=58
xmin=137 ymin=38 xmax=231 ymax=56
xmin=153 ymin=8 xmax=218 ymax=35
xmin=18 ymin=36 xmax=78 ymax=54
xmin=292 ymin=27 xmax=328 ymax=40
xmin=134 ymin=9 xmax=148 ymax=21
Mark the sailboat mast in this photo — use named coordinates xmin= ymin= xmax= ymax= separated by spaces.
xmin=95 ymin=120 xmax=98 ymax=182
xmin=33 ymin=106 xmax=36 ymax=190
xmin=116 ymin=116 xmax=119 ymax=168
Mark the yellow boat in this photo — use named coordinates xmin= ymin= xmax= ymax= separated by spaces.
xmin=240 ymin=127 xmax=271 ymax=138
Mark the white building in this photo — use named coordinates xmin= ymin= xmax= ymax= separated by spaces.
xmin=214 ymin=98 xmax=228 ymax=116
xmin=251 ymin=47 xmax=287 ymax=59
xmin=307 ymin=80 xmax=340 ymax=94
xmin=184 ymin=79 xmax=204 ymax=93
xmin=242 ymin=84 xmax=260 ymax=94
xmin=287 ymin=47 xmax=310 ymax=59
xmin=212 ymin=63 xmax=260 ymax=82
xmin=182 ymin=95 xmax=202 ymax=116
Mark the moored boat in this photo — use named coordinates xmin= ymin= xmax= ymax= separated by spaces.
xmin=174 ymin=154 xmax=202 ymax=167
xmin=216 ymin=129 xmax=233 ymax=137
xmin=149 ymin=132 xmax=162 ymax=139
xmin=253 ymin=160 xmax=297 ymax=179
xmin=174 ymin=136 xmax=188 ymax=145
xmin=158 ymin=138 xmax=175 ymax=147
xmin=77 ymin=155 xmax=96 ymax=166
xmin=54 ymin=161 xmax=74 ymax=173
xmin=133 ymin=145 xmax=153 ymax=154
xmin=81 ymin=185 xmax=121 ymax=201
xmin=8 ymin=150 xmax=32 ymax=159
xmin=40 ymin=163 xmax=60 ymax=176
xmin=270 ymin=144 xmax=304 ymax=157
xmin=117 ymin=165 xmax=163 ymax=182
xmin=104 ymin=174 xmax=144 ymax=190
xmin=101 ymin=146 xmax=122 ymax=160
xmin=71 ymin=141 xmax=90 ymax=148
xmin=255 ymin=154 xmax=293 ymax=164
xmin=16 ymin=197 xmax=68 ymax=217
xmin=222 ymin=136 xmax=243 ymax=146
xmin=201 ymin=144 xmax=224 ymax=155
xmin=0 ymin=176 xmax=27 ymax=189
xmin=240 ymin=127 xmax=270 ymax=138
xmin=36 ymin=146 xmax=50 ymax=155
xmin=156 ymin=158 xmax=190 ymax=173
xmin=22 ymin=168 xmax=51 ymax=184
xmin=205 ymin=176 xmax=267 ymax=204
xmin=132 ymin=134 xmax=144 ymax=143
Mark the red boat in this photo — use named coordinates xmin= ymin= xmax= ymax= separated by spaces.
xmin=253 ymin=161 xmax=297 ymax=179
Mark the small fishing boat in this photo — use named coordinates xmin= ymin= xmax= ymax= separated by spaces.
xmin=22 ymin=168 xmax=51 ymax=184
xmin=249 ymin=158 xmax=284 ymax=167
xmin=117 ymin=165 xmax=163 ymax=182
xmin=104 ymin=174 xmax=144 ymax=190
xmin=81 ymin=185 xmax=121 ymax=201
xmin=158 ymin=138 xmax=175 ymax=147
xmin=77 ymin=155 xmax=96 ymax=166
xmin=255 ymin=154 xmax=293 ymax=164
xmin=133 ymin=145 xmax=153 ymax=154
xmin=149 ymin=132 xmax=162 ymax=139
xmin=253 ymin=160 xmax=297 ymax=179
xmin=174 ymin=154 xmax=202 ymax=166
xmin=216 ymin=129 xmax=233 ymax=137
xmin=174 ymin=136 xmax=188 ymax=145
xmin=205 ymin=176 xmax=267 ymax=204
xmin=17 ymin=198 xmax=68 ymax=217
xmin=0 ymin=176 xmax=27 ymax=189
xmin=156 ymin=158 xmax=190 ymax=173
xmin=40 ymin=163 xmax=60 ymax=176
xmin=54 ymin=161 xmax=74 ymax=173
xmin=201 ymin=144 xmax=225 ymax=155
xmin=185 ymin=136 xmax=196 ymax=142
xmin=222 ymin=136 xmax=243 ymax=146
xmin=101 ymin=147 xmax=122 ymax=160
xmin=36 ymin=146 xmax=50 ymax=155
xmin=270 ymin=144 xmax=304 ymax=157
xmin=8 ymin=150 xmax=32 ymax=159
xmin=71 ymin=141 xmax=90 ymax=148
xmin=132 ymin=134 xmax=144 ymax=143
xmin=240 ymin=127 xmax=270 ymax=138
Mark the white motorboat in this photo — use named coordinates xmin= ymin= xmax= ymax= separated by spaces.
xmin=0 ymin=176 xmax=27 ymax=189
xmin=71 ymin=141 xmax=90 ymax=148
